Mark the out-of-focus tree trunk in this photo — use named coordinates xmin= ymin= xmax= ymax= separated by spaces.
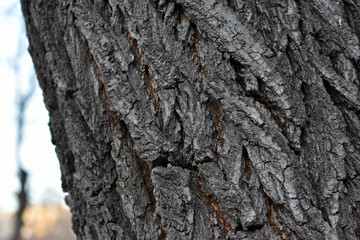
xmin=12 ymin=169 xmax=27 ymax=240
xmin=21 ymin=0 xmax=360 ymax=239
xmin=12 ymin=74 xmax=34 ymax=240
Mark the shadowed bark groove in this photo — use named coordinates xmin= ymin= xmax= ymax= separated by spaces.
xmin=266 ymin=196 xmax=288 ymax=240
xmin=229 ymin=57 xmax=289 ymax=141
xmin=87 ymin=39 xmax=158 ymax=214
xmin=189 ymin=22 xmax=206 ymax=87
xmin=185 ymin=165 xmax=232 ymax=235
xmin=123 ymin=24 xmax=143 ymax=68
xmin=173 ymin=3 xmax=205 ymax=86
xmin=208 ymin=98 xmax=227 ymax=181
xmin=196 ymin=171 xmax=232 ymax=234
xmin=123 ymin=22 xmax=164 ymax=126
xmin=254 ymin=0 xmax=267 ymax=42
xmin=242 ymin=147 xmax=251 ymax=182
xmin=22 ymin=0 xmax=360 ymax=239
xmin=144 ymin=65 xmax=164 ymax=127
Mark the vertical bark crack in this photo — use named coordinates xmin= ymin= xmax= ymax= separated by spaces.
xmin=208 ymin=98 xmax=227 ymax=181
xmin=229 ymin=57 xmax=249 ymax=96
xmin=254 ymin=0 xmax=267 ymax=42
xmin=159 ymin=229 xmax=167 ymax=240
xmin=256 ymin=98 xmax=288 ymax=139
xmin=242 ymin=147 xmax=251 ymax=182
xmin=229 ymin=58 xmax=289 ymax=139
xmin=123 ymin=23 xmax=163 ymax=126
xmin=174 ymin=109 xmax=186 ymax=150
xmin=86 ymin=40 xmax=157 ymax=213
xmin=175 ymin=3 xmax=185 ymax=24
xmin=345 ymin=194 xmax=360 ymax=239
xmin=190 ymin=22 xmax=206 ymax=87
xmin=196 ymin=172 xmax=232 ymax=235
xmin=184 ymin=165 xmax=232 ymax=235
xmin=155 ymin=3 xmax=205 ymax=89
xmin=265 ymin=196 xmax=288 ymax=240
xmin=285 ymin=38 xmax=296 ymax=82
xmin=144 ymin=65 xmax=164 ymax=127
xmin=136 ymin=155 xmax=157 ymax=212
xmin=123 ymin=25 xmax=143 ymax=69
xmin=226 ymin=0 xmax=233 ymax=9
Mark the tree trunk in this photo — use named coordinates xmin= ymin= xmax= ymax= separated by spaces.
xmin=21 ymin=0 xmax=360 ymax=239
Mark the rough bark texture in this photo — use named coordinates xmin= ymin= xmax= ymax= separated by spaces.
xmin=21 ymin=0 xmax=360 ymax=239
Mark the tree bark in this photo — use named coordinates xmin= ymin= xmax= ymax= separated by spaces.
xmin=21 ymin=0 xmax=360 ymax=239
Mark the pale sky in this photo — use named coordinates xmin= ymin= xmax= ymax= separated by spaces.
xmin=0 ymin=1 xmax=66 ymax=212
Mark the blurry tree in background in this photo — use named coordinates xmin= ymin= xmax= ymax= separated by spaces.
xmin=0 ymin=1 xmax=75 ymax=240
xmin=11 ymin=11 xmax=35 ymax=240
xmin=22 ymin=0 xmax=359 ymax=239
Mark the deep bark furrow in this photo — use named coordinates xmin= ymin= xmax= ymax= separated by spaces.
xmin=122 ymin=24 xmax=143 ymax=68
xmin=144 ymin=66 xmax=164 ymax=127
xmin=87 ymin=38 xmax=158 ymax=215
xmin=189 ymin=22 xmax=205 ymax=87
xmin=184 ymin=165 xmax=232 ymax=235
xmin=229 ymin=57 xmax=290 ymax=143
xmin=265 ymin=196 xmax=287 ymax=240
xmin=196 ymin=172 xmax=232 ymax=234
xmin=208 ymin=98 xmax=227 ymax=181
xmin=72 ymin=12 xmax=161 ymax=238
xmin=254 ymin=0 xmax=267 ymax=42
xmin=242 ymin=147 xmax=252 ymax=182
xmin=123 ymin=23 xmax=164 ymax=126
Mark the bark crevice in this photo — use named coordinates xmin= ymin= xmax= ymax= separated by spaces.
xmin=123 ymin=21 xmax=164 ymax=127
xmin=189 ymin=22 xmax=205 ymax=87
xmin=183 ymin=165 xmax=233 ymax=235
xmin=265 ymin=196 xmax=288 ymax=240
xmin=85 ymin=34 xmax=158 ymax=215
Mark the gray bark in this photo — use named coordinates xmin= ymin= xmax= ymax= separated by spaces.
xmin=21 ymin=0 xmax=360 ymax=239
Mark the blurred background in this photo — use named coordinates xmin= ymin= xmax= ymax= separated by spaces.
xmin=0 ymin=1 xmax=75 ymax=239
